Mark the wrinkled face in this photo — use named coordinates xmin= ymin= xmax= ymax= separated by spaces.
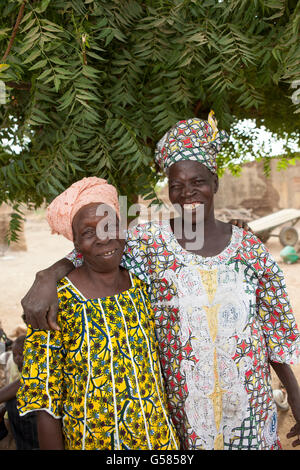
xmin=72 ymin=203 xmax=125 ymax=273
xmin=168 ymin=160 xmax=218 ymax=223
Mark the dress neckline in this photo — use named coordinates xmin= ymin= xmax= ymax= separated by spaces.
xmin=162 ymin=220 xmax=243 ymax=265
xmin=63 ymin=271 xmax=137 ymax=302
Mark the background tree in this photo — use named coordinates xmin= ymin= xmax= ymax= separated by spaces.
xmin=0 ymin=0 xmax=299 ymax=237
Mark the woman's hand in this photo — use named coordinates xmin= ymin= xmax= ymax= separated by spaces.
xmin=21 ymin=258 xmax=74 ymax=331
xmin=287 ymin=422 xmax=300 ymax=447
xmin=21 ymin=270 xmax=60 ymax=331
xmin=229 ymin=219 xmax=251 ymax=232
xmin=271 ymin=361 xmax=300 ymax=448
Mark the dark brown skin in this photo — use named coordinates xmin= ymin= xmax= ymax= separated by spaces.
xmin=21 ymin=258 xmax=73 ymax=331
xmin=0 ymin=338 xmax=25 ymax=413
xmin=37 ymin=411 xmax=64 ymax=450
xmin=168 ymin=160 xmax=232 ymax=256
xmin=270 ymin=362 xmax=300 ymax=447
xmin=0 ymin=379 xmax=20 ymax=404
xmin=21 ymin=170 xmax=300 ymax=447
xmin=12 ymin=336 xmax=25 ymax=372
xmin=68 ymin=203 xmax=131 ymax=300
xmin=35 ymin=203 xmax=131 ymax=449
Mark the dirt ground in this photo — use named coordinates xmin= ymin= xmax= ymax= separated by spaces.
xmin=0 ymin=211 xmax=299 ymax=450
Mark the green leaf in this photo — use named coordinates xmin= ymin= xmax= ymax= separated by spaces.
xmin=24 ymin=26 xmax=40 ymax=40
xmin=21 ymin=18 xmax=36 ymax=34
xmin=37 ymin=68 xmax=52 ymax=80
xmin=50 ymin=56 xmax=69 ymax=66
xmin=19 ymin=41 xmax=37 ymax=55
xmin=20 ymin=11 xmax=33 ymax=25
xmin=23 ymin=48 xmax=41 ymax=64
xmin=0 ymin=0 xmax=299 ymax=237
xmin=35 ymin=0 xmax=52 ymax=13
xmin=29 ymin=59 xmax=47 ymax=70
xmin=54 ymin=76 xmax=61 ymax=92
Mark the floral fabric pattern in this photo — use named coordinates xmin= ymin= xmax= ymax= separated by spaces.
xmin=154 ymin=113 xmax=228 ymax=174
xmin=122 ymin=222 xmax=300 ymax=450
xmin=63 ymin=223 xmax=300 ymax=450
xmin=17 ymin=275 xmax=179 ymax=451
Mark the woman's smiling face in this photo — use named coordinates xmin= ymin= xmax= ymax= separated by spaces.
xmin=72 ymin=202 xmax=125 ymax=272
xmin=168 ymin=160 xmax=218 ymax=224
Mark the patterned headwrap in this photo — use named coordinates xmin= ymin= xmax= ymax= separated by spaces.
xmin=46 ymin=177 xmax=120 ymax=241
xmin=154 ymin=111 xmax=229 ymax=174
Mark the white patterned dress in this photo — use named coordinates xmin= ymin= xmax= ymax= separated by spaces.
xmin=67 ymin=222 xmax=300 ymax=450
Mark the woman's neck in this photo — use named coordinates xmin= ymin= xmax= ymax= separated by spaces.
xmin=68 ymin=264 xmax=131 ymax=300
xmin=170 ymin=210 xmax=232 ymax=256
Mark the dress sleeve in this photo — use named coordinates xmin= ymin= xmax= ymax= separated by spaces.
xmin=17 ymin=325 xmax=65 ymax=419
xmin=256 ymin=248 xmax=300 ymax=365
xmin=65 ymin=248 xmax=84 ymax=267
xmin=121 ymin=224 xmax=151 ymax=284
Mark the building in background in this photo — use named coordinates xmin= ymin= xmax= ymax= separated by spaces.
xmin=214 ymin=159 xmax=300 ymax=217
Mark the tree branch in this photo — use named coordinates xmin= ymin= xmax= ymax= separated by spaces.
xmin=2 ymin=0 xmax=27 ymax=63
xmin=193 ymin=100 xmax=202 ymax=116
xmin=6 ymin=81 xmax=31 ymax=90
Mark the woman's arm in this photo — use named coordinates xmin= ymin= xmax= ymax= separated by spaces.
xmin=0 ymin=379 xmax=20 ymax=403
xmin=37 ymin=411 xmax=64 ymax=450
xmin=254 ymin=243 xmax=300 ymax=446
xmin=21 ymin=258 xmax=74 ymax=330
xmin=271 ymin=361 xmax=300 ymax=447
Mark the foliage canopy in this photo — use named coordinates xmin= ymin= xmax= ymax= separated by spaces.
xmin=0 ymin=0 xmax=299 ymax=217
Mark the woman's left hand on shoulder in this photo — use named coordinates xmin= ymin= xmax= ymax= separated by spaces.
xmin=230 ymin=219 xmax=251 ymax=232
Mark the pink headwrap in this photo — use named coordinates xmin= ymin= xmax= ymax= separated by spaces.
xmin=46 ymin=177 xmax=120 ymax=241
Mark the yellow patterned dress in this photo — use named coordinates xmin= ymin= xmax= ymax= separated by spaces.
xmin=17 ymin=274 xmax=179 ymax=450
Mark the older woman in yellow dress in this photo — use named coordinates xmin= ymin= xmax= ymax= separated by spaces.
xmin=17 ymin=177 xmax=179 ymax=450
